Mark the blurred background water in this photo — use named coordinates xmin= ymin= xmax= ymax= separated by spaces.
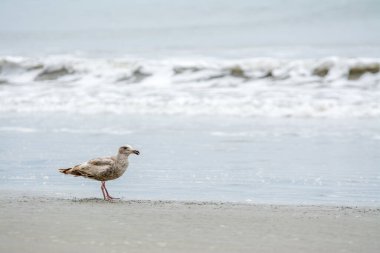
xmin=0 ymin=0 xmax=379 ymax=57
xmin=0 ymin=0 xmax=379 ymax=205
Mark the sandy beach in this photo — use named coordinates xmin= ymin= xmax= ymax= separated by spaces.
xmin=0 ymin=193 xmax=379 ymax=253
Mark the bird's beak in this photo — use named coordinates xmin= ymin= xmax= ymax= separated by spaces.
xmin=132 ymin=150 xmax=140 ymax=155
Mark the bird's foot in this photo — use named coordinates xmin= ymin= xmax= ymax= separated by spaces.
xmin=104 ymin=195 xmax=120 ymax=201
xmin=104 ymin=196 xmax=113 ymax=201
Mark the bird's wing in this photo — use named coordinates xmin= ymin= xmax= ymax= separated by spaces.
xmin=69 ymin=158 xmax=115 ymax=179
xmin=87 ymin=156 xmax=115 ymax=166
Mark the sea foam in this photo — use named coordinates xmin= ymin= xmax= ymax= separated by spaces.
xmin=0 ymin=55 xmax=379 ymax=118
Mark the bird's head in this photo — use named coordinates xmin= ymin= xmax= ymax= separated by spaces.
xmin=119 ymin=145 xmax=140 ymax=156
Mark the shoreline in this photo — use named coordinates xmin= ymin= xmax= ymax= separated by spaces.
xmin=2 ymin=189 xmax=380 ymax=208
xmin=1 ymin=193 xmax=379 ymax=253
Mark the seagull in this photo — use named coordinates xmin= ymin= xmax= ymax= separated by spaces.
xmin=59 ymin=145 xmax=140 ymax=200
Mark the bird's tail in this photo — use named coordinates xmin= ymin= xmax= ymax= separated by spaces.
xmin=59 ymin=168 xmax=72 ymax=174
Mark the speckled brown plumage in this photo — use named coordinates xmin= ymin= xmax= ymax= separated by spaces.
xmin=59 ymin=145 xmax=140 ymax=200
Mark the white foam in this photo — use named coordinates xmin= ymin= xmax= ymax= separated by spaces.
xmin=0 ymin=126 xmax=132 ymax=135
xmin=0 ymin=55 xmax=379 ymax=118
xmin=51 ymin=128 xmax=133 ymax=135
xmin=0 ymin=127 xmax=37 ymax=133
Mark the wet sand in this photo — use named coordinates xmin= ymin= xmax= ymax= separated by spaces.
xmin=0 ymin=193 xmax=379 ymax=253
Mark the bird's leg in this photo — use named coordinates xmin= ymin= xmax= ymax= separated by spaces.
xmin=102 ymin=181 xmax=119 ymax=200
xmin=100 ymin=182 xmax=109 ymax=200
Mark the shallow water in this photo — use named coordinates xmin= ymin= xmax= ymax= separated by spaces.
xmin=0 ymin=113 xmax=379 ymax=206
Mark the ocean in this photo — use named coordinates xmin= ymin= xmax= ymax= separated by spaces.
xmin=1 ymin=0 xmax=380 ymax=58
xmin=0 ymin=0 xmax=379 ymax=205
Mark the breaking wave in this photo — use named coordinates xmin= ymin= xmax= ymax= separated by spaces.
xmin=0 ymin=55 xmax=379 ymax=117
